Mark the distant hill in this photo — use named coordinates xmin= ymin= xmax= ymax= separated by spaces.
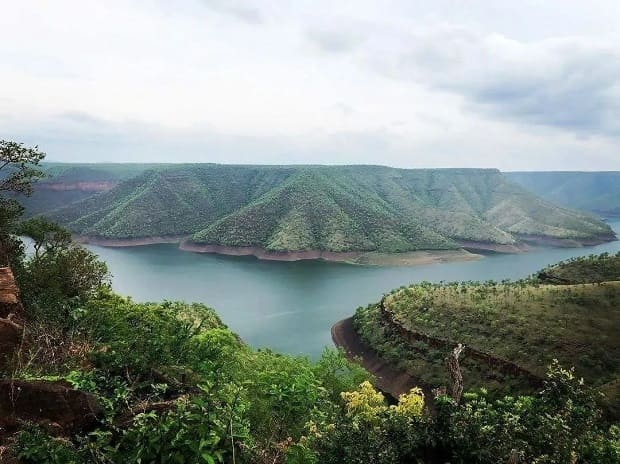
xmin=18 ymin=163 xmax=162 ymax=217
xmin=506 ymin=171 xmax=620 ymax=218
xmin=37 ymin=164 xmax=614 ymax=255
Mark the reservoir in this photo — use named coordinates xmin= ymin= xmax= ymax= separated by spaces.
xmin=87 ymin=220 xmax=620 ymax=358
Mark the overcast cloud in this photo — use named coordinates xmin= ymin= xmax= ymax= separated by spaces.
xmin=1 ymin=0 xmax=619 ymax=170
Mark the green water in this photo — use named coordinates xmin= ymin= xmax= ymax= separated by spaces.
xmin=87 ymin=221 xmax=620 ymax=358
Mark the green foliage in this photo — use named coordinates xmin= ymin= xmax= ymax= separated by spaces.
xmin=0 ymin=140 xmax=46 ymax=196
xmin=15 ymin=426 xmax=82 ymax=464
xmin=18 ymin=216 xmax=72 ymax=258
xmin=435 ymin=361 xmax=608 ymax=464
xmin=117 ymin=392 xmax=238 ymax=464
xmin=309 ymin=381 xmax=431 ymax=464
xmin=76 ymin=291 xmax=228 ymax=376
xmin=311 ymin=348 xmax=371 ymax=404
xmin=17 ymin=235 xmax=109 ymax=324
xmin=0 ymin=139 xmax=46 ymax=264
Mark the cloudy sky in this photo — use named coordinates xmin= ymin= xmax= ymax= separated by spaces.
xmin=1 ymin=0 xmax=620 ymax=170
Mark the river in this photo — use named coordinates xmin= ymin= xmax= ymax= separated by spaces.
xmin=86 ymin=220 xmax=620 ymax=358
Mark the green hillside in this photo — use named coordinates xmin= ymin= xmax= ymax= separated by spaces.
xmin=43 ymin=165 xmax=614 ymax=253
xmin=353 ymin=253 xmax=620 ymax=411
xmin=506 ymin=171 xmax=620 ymax=217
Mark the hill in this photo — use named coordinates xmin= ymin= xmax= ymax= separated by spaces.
xmin=351 ymin=252 xmax=620 ymax=415
xmin=506 ymin=171 xmax=620 ymax=218
xmin=41 ymin=165 xmax=615 ymax=258
xmin=537 ymin=252 xmax=620 ymax=284
xmin=16 ymin=163 xmax=163 ymax=216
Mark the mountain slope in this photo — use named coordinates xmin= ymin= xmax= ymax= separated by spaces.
xmin=506 ymin=171 xmax=620 ymax=217
xmin=44 ymin=165 xmax=615 ymax=253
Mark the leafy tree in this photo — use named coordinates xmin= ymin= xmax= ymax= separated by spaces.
xmin=17 ymin=221 xmax=109 ymax=324
xmin=0 ymin=140 xmax=46 ymax=264
xmin=17 ymin=216 xmax=72 ymax=258
xmin=0 ymin=140 xmax=46 ymax=195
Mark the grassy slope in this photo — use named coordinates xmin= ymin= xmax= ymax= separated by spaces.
xmin=506 ymin=171 xmax=620 ymax=217
xmin=354 ymin=253 xmax=620 ymax=400
xmin=44 ymin=165 xmax=614 ymax=252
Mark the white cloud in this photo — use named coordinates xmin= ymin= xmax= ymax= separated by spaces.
xmin=0 ymin=0 xmax=619 ymax=170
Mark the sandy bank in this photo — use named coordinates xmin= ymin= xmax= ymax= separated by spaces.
xmin=458 ymin=240 xmax=530 ymax=254
xmin=73 ymin=235 xmax=187 ymax=247
xmin=179 ymin=242 xmax=481 ymax=265
xmin=179 ymin=241 xmax=362 ymax=262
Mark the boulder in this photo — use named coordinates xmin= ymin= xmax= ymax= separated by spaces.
xmin=0 ymin=267 xmax=22 ymax=319
xmin=0 ymin=380 xmax=101 ymax=435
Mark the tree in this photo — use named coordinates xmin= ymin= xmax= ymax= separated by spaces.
xmin=0 ymin=140 xmax=46 ymax=196
xmin=17 ymin=220 xmax=109 ymax=324
xmin=0 ymin=140 xmax=46 ymax=264
xmin=17 ymin=217 xmax=72 ymax=258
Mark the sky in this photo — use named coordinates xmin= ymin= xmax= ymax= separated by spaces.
xmin=1 ymin=0 xmax=620 ymax=170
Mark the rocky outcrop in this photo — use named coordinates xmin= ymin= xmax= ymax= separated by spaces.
xmin=0 ymin=267 xmax=22 ymax=319
xmin=0 ymin=380 xmax=101 ymax=435
xmin=0 ymin=267 xmax=23 ymax=369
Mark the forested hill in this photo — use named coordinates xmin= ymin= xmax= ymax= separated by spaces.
xmin=41 ymin=165 xmax=614 ymax=253
xmin=506 ymin=171 xmax=620 ymax=217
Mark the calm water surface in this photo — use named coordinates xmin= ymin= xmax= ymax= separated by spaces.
xmin=87 ymin=221 xmax=620 ymax=358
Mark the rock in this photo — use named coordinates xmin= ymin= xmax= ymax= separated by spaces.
xmin=0 ymin=380 xmax=101 ymax=434
xmin=0 ymin=267 xmax=22 ymax=319
xmin=0 ymin=316 xmax=22 ymax=367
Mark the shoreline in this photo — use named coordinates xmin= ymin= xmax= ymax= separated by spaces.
xmin=72 ymin=233 xmax=617 ymax=265
xmin=331 ymin=317 xmax=429 ymax=400
xmin=73 ymin=235 xmax=188 ymax=247
xmin=179 ymin=241 xmax=482 ymax=265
